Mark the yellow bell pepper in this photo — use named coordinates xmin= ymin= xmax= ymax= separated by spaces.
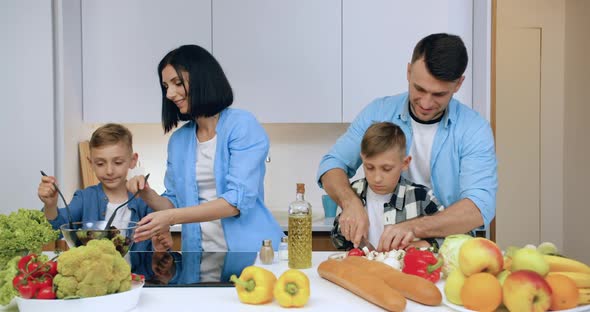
xmin=273 ymin=269 xmax=310 ymax=308
xmin=230 ymin=266 xmax=276 ymax=305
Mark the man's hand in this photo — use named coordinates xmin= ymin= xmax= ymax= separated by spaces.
xmin=379 ymin=222 xmax=416 ymax=251
xmin=339 ymin=201 xmax=369 ymax=248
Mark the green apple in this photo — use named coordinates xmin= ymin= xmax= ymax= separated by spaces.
xmin=511 ymin=248 xmax=549 ymax=277
xmin=444 ymin=269 xmax=466 ymax=305
xmin=496 ymin=270 xmax=511 ymax=286
xmin=536 ymin=241 xmax=558 ymax=255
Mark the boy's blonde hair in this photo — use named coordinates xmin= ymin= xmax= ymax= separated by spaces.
xmin=361 ymin=122 xmax=406 ymax=158
xmin=89 ymin=123 xmax=133 ymax=153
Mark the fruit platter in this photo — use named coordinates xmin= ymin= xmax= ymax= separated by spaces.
xmin=317 ymin=236 xmax=590 ymax=311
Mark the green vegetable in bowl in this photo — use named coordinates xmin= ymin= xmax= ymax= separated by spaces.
xmin=0 ymin=209 xmax=59 ymax=270
xmin=438 ymin=234 xmax=474 ymax=279
xmin=53 ymin=239 xmax=131 ymax=299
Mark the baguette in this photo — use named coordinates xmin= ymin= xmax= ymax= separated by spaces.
xmin=317 ymin=259 xmax=407 ymax=311
xmin=343 ymin=256 xmax=442 ymax=306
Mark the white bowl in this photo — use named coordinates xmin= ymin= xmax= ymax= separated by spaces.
xmin=16 ymin=281 xmax=143 ymax=312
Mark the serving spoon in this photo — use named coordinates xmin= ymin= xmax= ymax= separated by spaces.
xmin=40 ymin=170 xmax=74 ymax=229
xmin=103 ymin=173 xmax=150 ymax=230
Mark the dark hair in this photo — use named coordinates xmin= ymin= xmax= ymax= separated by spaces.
xmin=361 ymin=122 xmax=406 ymax=158
xmin=90 ymin=123 xmax=133 ymax=152
xmin=158 ymin=45 xmax=233 ymax=133
xmin=411 ymin=33 xmax=468 ymax=81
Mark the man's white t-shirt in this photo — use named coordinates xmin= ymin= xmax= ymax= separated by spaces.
xmin=407 ymin=118 xmax=438 ymax=189
xmin=195 ymin=135 xmax=228 ymax=252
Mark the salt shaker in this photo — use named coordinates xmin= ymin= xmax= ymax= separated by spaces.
xmin=278 ymin=236 xmax=288 ymax=261
xmin=259 ymin=239 xmax=274 ymax=265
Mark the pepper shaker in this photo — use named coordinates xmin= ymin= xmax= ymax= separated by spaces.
xmin=259 ymin=239 xmax=274 ymax=265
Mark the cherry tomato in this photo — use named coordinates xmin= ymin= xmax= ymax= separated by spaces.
xmin=131 ymin=273 xmax=145 ymax=283
xmin=38 ymin=261 xmax=58 ymax=277
xmin=27 ymin=262 xmax=41 ymax=277
xmin=31 ymin=276 xmax=52 ymax=290
xmin=17 ymin=283 xmax=36 ymax=299
xmin=36 ymin=287 xmax=56 ymax=300
xmin=347 ymin=248 xmax=365 ymax=257
xmin=17 ymin=254 xmax=36 ymax=272
xmin=12 ymin=274 xmax=26 ymax=289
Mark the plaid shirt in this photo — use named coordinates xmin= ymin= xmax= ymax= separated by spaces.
xmin=331 ymin=176 xmax=445 ymax=250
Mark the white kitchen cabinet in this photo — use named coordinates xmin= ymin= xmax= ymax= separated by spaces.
xmin=212 ymin=0 xmax=342 ymax=123
xmin=0 ymin=1 xmax=55 ymax=213
xmin=342 ymin=0 xmax=474 ymax=122
xmin=82 ymin=0 xmax=211 ymax=123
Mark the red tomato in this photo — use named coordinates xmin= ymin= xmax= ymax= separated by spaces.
xmin=36 ymin=287 xmax=56 ymax=300
xmin=31 ymin=276 xmax=52 ymax=290
xmin=17 ymin=283 xmax=36 ymax=299
xmin=131 ymin=273 xmax=145 ymax=283
xmin=347 ymin=248 xmax=365 ymax=257
xmin=12 ymin=274 xmax=25 ymax=289
xmin=45 ymin=261 xmax=58 ymax=276
xmin=27 ymin=262 xmax=41 ymax=277
xmin=17 ymin=254 xmax=36 ymax=272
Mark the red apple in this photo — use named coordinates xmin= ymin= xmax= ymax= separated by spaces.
xmin=459 ymin=237 xmax=504 ymax=276
xmin=502 ymin=270 xmax=552 ymax=312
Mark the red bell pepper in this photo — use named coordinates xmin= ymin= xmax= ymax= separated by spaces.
xmin=402 ymin=248 xmax=443 ymax=283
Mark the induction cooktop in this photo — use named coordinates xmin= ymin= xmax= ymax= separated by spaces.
xmin=128 ymin=251 xmax=258 ymax=287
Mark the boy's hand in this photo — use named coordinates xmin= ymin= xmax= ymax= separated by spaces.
xmin=127 ymin=175 xmax=151 ymax=195
xmin=379 ymin=223 xmax=416 ymax=251
xmin=37 ymin=176 xmax=58 ymax=209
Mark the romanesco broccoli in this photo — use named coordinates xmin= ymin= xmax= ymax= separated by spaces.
xmin=53 ymin=239 xmax=131 ymax=298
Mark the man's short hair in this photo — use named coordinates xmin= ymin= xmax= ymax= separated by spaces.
xmin=411 ymin=33 xmax=468 ymax=81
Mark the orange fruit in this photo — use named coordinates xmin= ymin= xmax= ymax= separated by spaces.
xmin=546 ymin=274 xmax=579 ymax=310
xmin=461 ymin=272 xmax=502 ymax=312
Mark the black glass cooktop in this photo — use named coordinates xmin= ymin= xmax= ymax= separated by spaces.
xmin=128 ymin=251 xmax=257 ymax=287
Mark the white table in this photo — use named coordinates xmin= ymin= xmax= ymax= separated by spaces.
xmin=133 ymin=252 xmax=454 ymax=311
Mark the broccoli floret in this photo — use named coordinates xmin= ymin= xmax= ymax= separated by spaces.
xmin=53 ymin=239 xmax=131 ymax=299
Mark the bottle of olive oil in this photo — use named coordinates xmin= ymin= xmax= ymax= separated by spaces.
xmin=288 ymin=183 xmax=312 ymax=269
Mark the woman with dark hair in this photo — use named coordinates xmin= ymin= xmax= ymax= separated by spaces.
xmin=128 ymin=45 xmax=284 ymax=252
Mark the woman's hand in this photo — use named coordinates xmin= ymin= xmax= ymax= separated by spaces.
xmin=152 ymin=230 xmax=173 ymax=251
xmin=134 ymin=210 xmax=174 ymax=243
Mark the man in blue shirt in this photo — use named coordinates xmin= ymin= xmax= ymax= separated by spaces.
xmin=317 ymin=33 xmax=497 ymax=251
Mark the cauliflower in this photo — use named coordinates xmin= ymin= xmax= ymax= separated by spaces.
xmin=53 ymin=239 xmax=131 ymax=299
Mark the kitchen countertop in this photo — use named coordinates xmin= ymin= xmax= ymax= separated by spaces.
xmin=170 ymin=211 xmax=333 ymax=233
xmin=132 ymin=252 xmax=453 ymax=311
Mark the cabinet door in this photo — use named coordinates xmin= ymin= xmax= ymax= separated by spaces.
xmin=343 ymin=0 xmax=473 ymax=122
xmin=82 ymin=0 xmax=211 ymax=123
xmin=212 ymin=0 xmax=342 ymax=123
xmin=0 ymin=1 xmax=55 ymax=213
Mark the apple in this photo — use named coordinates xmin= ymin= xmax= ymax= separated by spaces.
xmin=503 ymin=270 xmax=552 ymax=312
xmin=496 ymin=270 xmax=511 ymax=286
xmin=511 ymin=248 xmax=550 ymax=277
xmin=459 ymin=237 xmax=504 ymax=276
xmin=444 ymin=268 xmax=466 ymax=305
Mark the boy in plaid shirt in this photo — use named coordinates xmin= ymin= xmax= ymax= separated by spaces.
xmin=331 ymin=122 xmax=444 ymax=251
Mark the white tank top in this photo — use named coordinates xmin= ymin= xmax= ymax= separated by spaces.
xmin=195 ymin=135 xmax=228 ymax=251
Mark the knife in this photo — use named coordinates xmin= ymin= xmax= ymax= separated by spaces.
xmin=358 ymin=237 xmax=376 ymax=253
